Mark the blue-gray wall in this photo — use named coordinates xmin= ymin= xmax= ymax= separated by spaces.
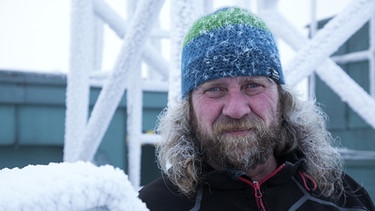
xmin=0 ymin=70 xmax=166 ymax=185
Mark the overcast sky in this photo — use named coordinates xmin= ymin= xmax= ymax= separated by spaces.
xmin=0 ymin=0 xmax=351 ymax=74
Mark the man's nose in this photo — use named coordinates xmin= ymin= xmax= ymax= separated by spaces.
xmin=222 ymin=90 xmax=251 ymax=119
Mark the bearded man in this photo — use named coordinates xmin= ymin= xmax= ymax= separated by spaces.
xmin=139 ymin=7 xmax=374 ymax=211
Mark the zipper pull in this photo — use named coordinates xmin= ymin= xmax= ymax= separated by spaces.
xmin=253 ymin=181 xmax=262 ymax=198
xmin=253 ymin=181 xmax=266 ymax=211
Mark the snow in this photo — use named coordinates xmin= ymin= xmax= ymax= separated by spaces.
xmin=168 ymin=0 xmax=202 ymax=105
xmin=65 ymin=0 xmax=165 ymax=164
xmin=258 ymin=0 xmax=375 ymax=129
xmin=0 ymin=162 xmax=148 ymax=210
xmin=64 ymin=0 xmax=93 ymax=162
xmin=283 ymin=0 xmax=374 ymax=84
xmin=92 ymin=0 xmax=169 ymax=80
xmin=339 ymin=148 xmax=375 ymax=160
xmin=68 ymin=0 xmax=166 ymax=189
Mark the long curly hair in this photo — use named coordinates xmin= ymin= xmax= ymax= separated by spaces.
xmin=156 ymin=85 xmax=344 ymax=199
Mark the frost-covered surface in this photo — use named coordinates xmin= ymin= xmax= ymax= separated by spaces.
xmin=70 ymin=0 xmax=164 ymax=163
xmin=92 ymin=0 xmax=169 ymax=80
xmin=339 ymin=148 xmax=375 ymax=160
xmin=169 ymin=0 xmax=201 ymax=105
xmin=258 ymin=0 xmax=375 ymax=129
xmin=64 ymin=0 xmax=93 ymax=162
xmin=0 ymin=162 xmax=148 ymax=211
xmin=283 ymin=0 xmax=375 ymax=84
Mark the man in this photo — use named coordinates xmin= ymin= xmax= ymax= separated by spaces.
xmin=139 ymin=7 xmax=374 ymax=211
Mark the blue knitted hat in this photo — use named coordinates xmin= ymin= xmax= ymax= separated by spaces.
xmin=181 ymin=7 xmax=285 ymax=98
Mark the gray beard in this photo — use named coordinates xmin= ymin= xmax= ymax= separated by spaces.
xmin=194 ymin=116 xmax=280 ymax=172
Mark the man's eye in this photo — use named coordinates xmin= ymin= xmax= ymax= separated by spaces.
xmin=248 ymin=83 xmax=261 ymax=88
xmin=204 ymin=87 xmax=225 ymax=98
xmin=207 ymin=87 xmax=222 ymax=92
xmin=245 ymin=83 xmax=265 ymax=95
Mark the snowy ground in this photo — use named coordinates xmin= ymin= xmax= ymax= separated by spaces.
xmin=0 ymin=162 xmax=148 ymax=210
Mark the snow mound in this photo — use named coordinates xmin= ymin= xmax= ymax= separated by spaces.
xmin=0 ymin=161 xmax=148 ymax=211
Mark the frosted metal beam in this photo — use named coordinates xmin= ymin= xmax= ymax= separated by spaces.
xmin=64 ymin=0 xmax=93 ymax=162
xmin=331 ymin=51 xmax=370 ymax=64
xmin=258 ymin=0 xmax=375 ymax=129
xmin=369 ymin=15 xmax=375 ymax=97
xmin=284 ymin=0 xmax=375 ymax=84
xmin=169 ymin=0 xmax=202 ymax=106
xmin=75 ymin=0 xmax=165 ymax=162
xmin=92 ymin=0 xmax=168 ymax=80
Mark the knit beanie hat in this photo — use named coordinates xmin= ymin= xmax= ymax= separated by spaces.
xmin=181 ymin=7 xmax=285 ymax=98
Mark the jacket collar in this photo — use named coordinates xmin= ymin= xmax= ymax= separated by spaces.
xmin=200 ymin=150 xmax=306 ymax=189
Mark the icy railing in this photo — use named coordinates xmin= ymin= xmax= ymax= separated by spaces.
xmin=0 ymin=162 xmax=148 ymax=210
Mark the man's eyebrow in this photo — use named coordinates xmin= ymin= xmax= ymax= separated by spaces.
xmin=242 ymin=77 xmax=269 ymax=83
xmin=200 ymin=80 xmax=225 ymax=88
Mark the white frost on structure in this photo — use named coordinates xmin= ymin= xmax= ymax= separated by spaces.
xmin=92 ymin=0 xmax=169 ymax=80
xmin=0 ymin=162 xmax=148 ymax=211
xmin=64 ymin=0 xmax=93 ymax=162
xmin=169 ymin=0 xmax=202 ymax=106
xmin=258 ymin=0 xmax=375 ymax=129
xmin=338 ymin=148 xmax=375 ymax=160
xmin=331 ymin=51 xmax=369 ymax=64
xmin=283 ymin=0 xmax=375 ymax=84
xmin=75 ymin=0 xmax=165 ymax=162
xmin=126 ymin=62 xmax=143 ymax=189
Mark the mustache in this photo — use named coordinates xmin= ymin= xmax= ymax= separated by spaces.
xmin=213 ymin=116 xmax=265 ymax=134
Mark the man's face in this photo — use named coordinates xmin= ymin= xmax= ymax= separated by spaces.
xmin=191 ymin=76 xmax=281 ymax=170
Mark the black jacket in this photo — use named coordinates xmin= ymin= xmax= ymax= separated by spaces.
xmin=139 ymin=154 xmax=374 ymax=211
